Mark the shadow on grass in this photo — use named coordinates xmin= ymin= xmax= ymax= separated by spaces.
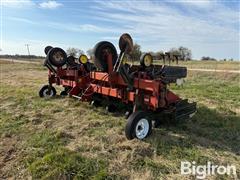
xmin=37 ymin=95 xmax=239 ymax=156
xmin=147 ymin=104 xmax=240 ymax=160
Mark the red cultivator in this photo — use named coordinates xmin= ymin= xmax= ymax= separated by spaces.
xmin=39 ymin=34 xmax=196 ymax=140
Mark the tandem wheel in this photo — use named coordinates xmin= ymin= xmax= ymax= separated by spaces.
xmin=39 ymin=85 xmax=56 ymax=98
xmin=125 ymin=111 xmax=152 ymax=140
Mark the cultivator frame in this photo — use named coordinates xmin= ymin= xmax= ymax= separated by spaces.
xmin=39 ymin=34 xmax=196 ymax=140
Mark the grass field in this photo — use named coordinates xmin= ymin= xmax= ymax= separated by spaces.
xmin=0 ymin=60 xmax=239 ymax=179
xmin=152 ymin=60 xmax=240 ymax=71
xmin=176 ymin=60 xmax=240 ymax=71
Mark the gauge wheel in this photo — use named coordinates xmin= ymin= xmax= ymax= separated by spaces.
xmin=66 ymin=55 xmax=77 ymax=66
xmin=44 ymin=46 xmax=53 ymax=55
xmin=140 ymin=53 xmax=153 ymax=67
xmin=39 ymin=85 xmax=56 ymax=98
xmin=119 ymin=33 xmax=133 ymax=54
xmin=93 ymin=41 xmax=117 ymax=72
xmin=47 ymin=47 xmax=67 ymax=67
xmin=79 ymin=54 xmax=88 ymax=64
xmin=125 ymin=111 xmax=152 ymax=140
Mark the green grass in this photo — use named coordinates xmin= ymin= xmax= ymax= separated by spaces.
xmin=0 ymin=61 xmax=239 ymax=179
xmin=24 ymin=130 xmax=107 ymax=179
xmin=171 ymin=71 xmax=240 ymax=110
xmin=0 ymin=111 xmax=29 ymax=136
xmin=29 ymin=149 xmax=107 ymax=180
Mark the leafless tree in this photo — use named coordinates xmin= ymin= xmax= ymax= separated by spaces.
xmin=169 ymin=46 xmax=192 ymax=61
xmin=130 ymin=43 xmax=142 ymax=61
xmin=66 ymin=48 xmax=84 ymax=57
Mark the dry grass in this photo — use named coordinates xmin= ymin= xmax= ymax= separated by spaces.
xmin=178 ymin=60 xmax=240 ymax=70
xmin=152 ymin=60 xmax=240 ymax=70
xmin=0 ymin=61 xmax=239 ymax=179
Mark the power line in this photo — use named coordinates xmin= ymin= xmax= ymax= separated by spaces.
xmin=25 ymin=44 xmax=30 ymax=56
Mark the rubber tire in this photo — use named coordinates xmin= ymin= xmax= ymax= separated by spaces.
xmin=66 ymin=55 xmax=77 ymax=67
xmin=140 ymin=53 xmax=153 ymax=67
xmin=84 ymin=62 xmax=96 ymax=72
xmin=47 ymin=47 xmax=67 ymax=67
xmin=93 ymin=41 xmax=117 ymax=72
xmin=44 ymin=46 xmax=53 ymax=55
xmin=39 ymin=85 xmax=56 ymax=98
xmin=125 ymin=111 xmax=152 ymax=140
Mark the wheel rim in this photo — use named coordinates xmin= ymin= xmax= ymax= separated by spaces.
xmin=135 ymin=118 xmax=149 ymax=139
xmin=52 ymin=51 xmax=64 ymax=62
xmin=43 ymin=88 xmax=53 ymax=97
xmin=144 ymin=54 xmax=152 ymax=67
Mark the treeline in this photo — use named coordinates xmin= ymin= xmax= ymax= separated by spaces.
xmin=201 ymin=56 xmax=234 ymax=61
xmin=0 ymin=54 xmax=45 ymax=59
xmin=66 ymin=47 xmax=237 ymax=62
xmin=86 ymin=44 xmax=192 ymax=62
xmin=128 ymin=44 xmax=192 ymax=61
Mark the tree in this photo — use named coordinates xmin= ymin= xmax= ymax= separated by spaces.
xmin=155 ymin=51 xmax=164 ymax=60
xmin=201 ymin=56 xmax=216 ymax=61
xmin=66 ymin=48 xmax=84 ymax=57
xmin=178 ymin=46 xmax=192 ymax=61
xmin=169 ymin=48 xmax=180 ymax=56
xmin=169 ymin=46 xmax=192 ymax=61
xmin=130 ymin=43 xmax=142 ymax=61
xmin=87 ymin=48 xmax=94 ymax=58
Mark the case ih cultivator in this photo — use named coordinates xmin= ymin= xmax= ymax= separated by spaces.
xmin=39 ymin=34 xmax=196 ymax=140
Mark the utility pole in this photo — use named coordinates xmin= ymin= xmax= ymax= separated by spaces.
xmin=25 ymin=44 xmax=30 ymax=56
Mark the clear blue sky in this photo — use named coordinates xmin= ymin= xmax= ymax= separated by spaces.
xmin=1 ymin=0 xmax=239 ymax=60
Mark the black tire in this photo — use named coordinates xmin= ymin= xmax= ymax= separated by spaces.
xmin=44 ymin=46 xmax=53 ymax=55
xmin=93 ymin=41 xmax=117 ymax=72
xmin=140 ymin=53 xmax=153 ymax=67
xmin=39 ymin=85 xmax=56 ymax=98
xmin=60 ymin=91 xmax=68 ymax=96
xmin=125 ymin=111 xmax=152 ymax=140
xmin=47 ymin=47 xmax=67 ymax=67
xmin=66 ymin=55 xmax=77 ymax=67
xmin=84 ymin=62 xmax=96 ymax=72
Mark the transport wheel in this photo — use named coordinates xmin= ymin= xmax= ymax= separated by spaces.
xmin=44 ymin=46 xmax=53 ymax=55
xmin=125 ymin=111 xmax=152 ymax=140
xmin=39 ymin=85 xmax=56 ymax=98
xmin=93 ymin=41 xmax=117 ymax=72
xmin=47 ymin=47 xmax=67 ymax=67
